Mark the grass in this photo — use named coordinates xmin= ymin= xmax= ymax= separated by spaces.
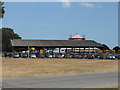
xmin=2 ymin=58 xmax=118 ymax=78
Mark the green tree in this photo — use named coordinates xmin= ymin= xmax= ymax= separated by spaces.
xmin=1 ymin=28 xmax=22 ymax=52
xmin=99 ymin=44 xmax=110 ymax=50
xmin=113 ymin=46 xmax=120 ymax=53
xmin=102 ymin=44 xmax=110 ymax=50
xmin=0 ymin=1 xmax=5 ymax=18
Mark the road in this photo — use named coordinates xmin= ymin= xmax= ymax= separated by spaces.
xmin=2 ymin=72 xmax=118 ymax=88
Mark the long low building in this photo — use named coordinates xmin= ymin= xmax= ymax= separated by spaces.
xmin=10 ymin=39 xmax=104 ymax=52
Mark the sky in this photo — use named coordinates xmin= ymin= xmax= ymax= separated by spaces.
xmin=2 ymin=2 xmax=118 ymax=49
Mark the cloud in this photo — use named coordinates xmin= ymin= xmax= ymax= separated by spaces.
xmin=79 ymin=3 xmax=102 ymax=8
xmin=60 ymin=0 xmax=71 ymax=8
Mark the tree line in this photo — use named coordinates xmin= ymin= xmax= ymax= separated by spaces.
xmin=0 ymin=1 xmax=22 ymax=52
xmin=1 ymin=28 xmax=21 ymax=52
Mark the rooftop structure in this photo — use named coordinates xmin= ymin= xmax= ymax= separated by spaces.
xmin=11 ymin=39 xmax=103 ymax=48
xmin=69 ymin=33 xmax=85 ymax=40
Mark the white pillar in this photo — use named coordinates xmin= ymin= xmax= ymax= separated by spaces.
xmin=28 ymin=46 xmax=30 ymax=58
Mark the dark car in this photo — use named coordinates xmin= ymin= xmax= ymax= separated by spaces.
xmin=113 ymin=54 xmax=120 ymax=59
xmin=64 ymin=53 xmax=73 ymax=58
xmin=72 ymin=53 xmax=83 ymax=59
xmin=106 ymin=54 xmax=115 ymax=60
xmin=117 ymin=55 xmax=120 ymax=59
xmin=36 ymin=54 xmax=44 ymax=58
xmin=45 ymin=53 xmax=52 ymax=58
xmin=4 ymin=52 xmax=12 ymax=58
xmin=21 ymin=53 xmax=28 ymax=58
xmin=94 ymin=53 xmax=102 ymax=59
xmin=86 ymin=54 xmax=95 ymax=59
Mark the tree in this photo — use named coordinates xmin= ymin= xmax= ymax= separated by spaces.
xmin=1 ymin=28 xmax=22 ymax=52
xmin=113 ymin=46 xmax=120 ymax=53
xmin=99 ymin=44 xmax=110 ymax=50
xmin=102 ymin=44 xmax=110 ymax=50
xmin=0 ymin=1 xmax=5 ymax=19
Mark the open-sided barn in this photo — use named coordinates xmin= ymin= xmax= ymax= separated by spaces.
xmin=11 ymin=39 xmax=103 ymax=48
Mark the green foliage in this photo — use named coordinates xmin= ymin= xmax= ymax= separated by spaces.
xmin=103 ymin=44 xmax=110 ymax=50
xmin=1 ymin=28 xmax=22 ymax=52
xmin=0 ymin=1 xmax=5 ymax=18
xmin=99 ymin=44 xmax=110 ymax=50
xmin=113 ymin=46 xmax=120 ymax=53
xmin=99 ymin=54 xmax=107 ymax=59
xmin=0 ymin=2 xmax=21 ymax=52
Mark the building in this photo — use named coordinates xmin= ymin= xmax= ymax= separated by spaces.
xmin=68 ymin=33 xmax=85 ymax=40
xmin=10 ymin=39 xmax=104 ymax=55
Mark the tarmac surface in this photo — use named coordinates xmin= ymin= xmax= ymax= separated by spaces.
xmin=2 ymin=71 xmax=118 ymax=88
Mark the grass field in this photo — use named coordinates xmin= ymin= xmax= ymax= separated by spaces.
xmin=2 ymin=58 xmax=118 ymax=78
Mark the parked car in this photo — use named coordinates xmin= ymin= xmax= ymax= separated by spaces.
xmin=4 ymin=52 xmax=12 ymax=58
xmin=48 ymin=54 xmax=53 ymax=58
xmin=21 ymin=53 xmax=28 ymax=58
xmin=72 ymin=53 xmax=83 ymax=59
xmin=30 ymin=54 xmax=36 ymax=58
xmin=113 ymin=53 xmax=120 ymax=59
xmin=117 ymin=55 xmax=120 ymax=59
xmin=37 ymin=54 xmax=45 ymax=58
xmin=94 ymin=53 xmax=102 ymax=59
xmin=13 ymin=53 xmax=19 ymax=58
xmin=98 ymin=54 xmax=107 ymax=59
xmin=86 ymin=54 xmax=95 ymax=59
xmin=64 ymin=53 xmax=73 ymax=58
xmin=106 ymin=54 xmax=115 ymax=59
xmin=55 ymin=53 xmax=64 ymax=58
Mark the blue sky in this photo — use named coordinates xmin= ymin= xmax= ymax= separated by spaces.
xmin=2 ymin=2 xmax=118 ymax=49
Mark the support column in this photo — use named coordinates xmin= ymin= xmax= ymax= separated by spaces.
xmin=66 ymin=48 xmax=67 ymax=54
xmin=89 ymin=46 xmax=90 ymax=54
xmin=72 ymin=48 xmax=73 ymax=53
xmin=59 ymin=47 xmax=60 ymax=54
xmin=93 ymin=47 xmax=94 ymax=53
xmin=84 ymin=48 xmax=85 ymax=53
xmin=79 ymin=48 xmax=80 ymax=57
xmin=28 ymin=46 xmax=30 ymax=58
xmin=74 ymin=48 xmax=75 ymax=55
xmin=79 ymin=48 xmax=80 ymax=53
xmin=66 ymin=48 xmax=67 ymax=58
xmin=52 ymin=47 xmax=54 ymax=58
xmin=12 ymin=46 xmax=14 ymax=57
xmin=46 ymin=47 xmax=48 ymax=52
